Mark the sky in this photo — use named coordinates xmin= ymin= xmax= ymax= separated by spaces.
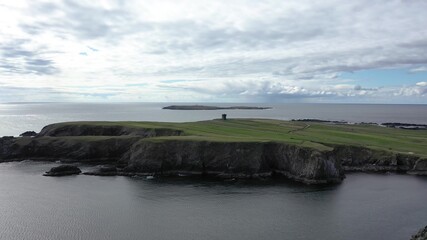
xmin=1 ymin=0 xmax=427 ymax=103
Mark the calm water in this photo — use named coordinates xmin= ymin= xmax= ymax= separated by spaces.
xmin=0 ymin=161 xmax=426 ymax=240
xmin=1 ymin=102 xmax=427 ymax=136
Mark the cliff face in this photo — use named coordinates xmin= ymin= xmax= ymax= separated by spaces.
xmin=122 ymin=140 xmax=343 ymax=184
xmin=0 ymin=137 xmax=344 ymax=184
xmin=331 ymin=145 xmax=421 ymax=172
xmin=38 ymin=124 xmax=183 ymax=137
xmin=1 ymin=123 xmax=426 ymax=184
xmin=0 ymin=136 xmax=139 ymax=163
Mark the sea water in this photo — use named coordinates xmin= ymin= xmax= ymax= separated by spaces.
xmin=1 ymin=102 xmax=427 ymax=136
xmin=0 ymin=161 xmax=426 ymax=240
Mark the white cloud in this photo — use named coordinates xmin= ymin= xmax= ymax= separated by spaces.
xmin=409 ymin=66 xmax=427 ymax=73
xmin=0 ymin=0 xmax=427 ymax=102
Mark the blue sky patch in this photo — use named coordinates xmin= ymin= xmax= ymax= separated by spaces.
xmin=341 ymin=68 xmax=427 ymax=87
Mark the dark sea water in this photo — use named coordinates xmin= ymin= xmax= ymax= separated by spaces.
xmin=1 ymin=102 xmax=427 ymax=136
xmin=1 ymin=102 xmax=427 ymax=239
xmin=0 ymin=161 xmax=426 ymax=240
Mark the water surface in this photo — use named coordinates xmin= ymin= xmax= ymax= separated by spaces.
xmin=0 ymin=161 xmax=426 ymax=240
xmin=1 ymin=102 xmax=427 ymax=136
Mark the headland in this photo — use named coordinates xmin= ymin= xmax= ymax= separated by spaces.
xmin=1 ymin=119 xmax=426 ymax=184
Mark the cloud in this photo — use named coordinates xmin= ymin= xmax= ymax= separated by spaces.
xmin=19 ymin=0 xmax=144 ymax=41
xmin=0 ymin=40 xmax=59 ymax=75
xmin=0 ymin=0 xmax=427 ymax=102
xmin=409 ymin=66 xmax=427 ymax=73
xmin=416 ymin=82 xmax=427 ymax=87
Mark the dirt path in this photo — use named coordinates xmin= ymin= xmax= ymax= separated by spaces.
xmin=288 ymin=123 xmax=311 ymax=134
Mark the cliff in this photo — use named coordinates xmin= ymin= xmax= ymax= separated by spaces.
xmin=122 ymin=140 xmax=343 ymax=184
xmin=38 ymin=123 xmax=183 ymax=137
xmin=331 ymin=145 xmax=420 ymax=172
xmin=1 ymin=119 xmax=427 ymax=184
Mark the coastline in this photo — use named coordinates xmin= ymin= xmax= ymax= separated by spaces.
xmin=1 ymin=118 xmax=426 ymax=184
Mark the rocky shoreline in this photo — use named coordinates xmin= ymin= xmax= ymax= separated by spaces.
xmin=1 ymin=122 xmax=427 ymax=184
xmin=411 ymin=225 xmax=427 ymax=240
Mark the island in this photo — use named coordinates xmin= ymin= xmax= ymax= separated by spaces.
xmin=163 ymin=105 xmax=271 ymax=110
xmin=1 ymin=119 xmax=427 ymax=184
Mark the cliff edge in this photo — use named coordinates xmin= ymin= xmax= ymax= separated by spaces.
xmin=1 ymin=119 xmax=427 ymax=184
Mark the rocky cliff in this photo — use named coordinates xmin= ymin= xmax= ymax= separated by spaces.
xmin=1 ymin=122 xmax=426 ymax=184
xmin=0 ymin=136 xmax=139 ymax=163
xmin=331 ymin=145 xmax=421 ymax=172
xmin=122 ymin=140 xmax=343 ymax=184
xmin=38 ymin=123 xmax=183 ymax=137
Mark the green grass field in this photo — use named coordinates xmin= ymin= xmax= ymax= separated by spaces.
xmin=53 ymin=119 xmax=427 ymax=157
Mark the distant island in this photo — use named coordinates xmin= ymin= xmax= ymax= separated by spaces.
xmin=163 ymin=105 xmax=271 ymax=110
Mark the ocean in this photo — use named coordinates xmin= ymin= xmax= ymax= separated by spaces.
xmin=1 ymin=102 xmax=427 ymax=136
xmin=0 ymin=102 xmax=426 ymax=240
xmin=0 ymin=162 xmax=426 ymax=240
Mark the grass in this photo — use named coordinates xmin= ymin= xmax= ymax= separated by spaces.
xmin=52 ymin=119 xmax=427 ymax=157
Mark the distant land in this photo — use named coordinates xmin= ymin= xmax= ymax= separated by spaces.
xmin=163 ymin=105 xmax=271 ymax=110
xmin=292 ymin=119 xmax=427 ymax=130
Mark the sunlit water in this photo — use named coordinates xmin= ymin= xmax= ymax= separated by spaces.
xmin=1 ymin=102 xmax=427 ymax=136
xmin=0 ymin=161 xmax=426 ymax=240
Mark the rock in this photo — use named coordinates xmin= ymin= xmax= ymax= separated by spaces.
xmin=413 ymin=159 xmax=427 ymax=171
xmin=408 ymin=159 xmax=427 ymax=175
xmin=99 ymin=165 xmax=117 ymax=173
xmin=0 ymin=136 xmax=140 ymax=163
xmin=0 ymin=137 xmax=16 ymax=161
xmin=19 ymin=131 xmax=37 ymax=137
xmin=43 ymin=165 xmax=81 ymax=176
xmin=123 ymin=140 xmax=344 ymax=184
xmin=83 ymin=165 xmax=117 ymax=176
xmin=38 ymin=123 xmax=182 ymax=137
xmin=411 ymin=225 xmax=427 ymax=240
xmin=332 ymin=146 xmax=418 ymax=172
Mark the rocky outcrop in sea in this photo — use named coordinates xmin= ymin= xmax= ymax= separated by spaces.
xmin=44 ymin=165 xmax=81 ymax=176
xmin=411 ymin=225 xmax=427 ymax=240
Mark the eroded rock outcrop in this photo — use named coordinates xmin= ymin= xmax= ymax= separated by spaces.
xmin=411 ymin=225 xmax=427 ymax=240
xmin=408 ymin=159 xmax=427 ymax=176
xmin=20 ymin=131 xmax=37 ymax=137
xmin=331 ymin=145 xmax=420 ymax=172
xmin=44 ymin=165 xmax=81 ymax=176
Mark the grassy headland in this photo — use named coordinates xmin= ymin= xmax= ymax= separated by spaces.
xmin=46 ymin=119 xmax=427 ymax=157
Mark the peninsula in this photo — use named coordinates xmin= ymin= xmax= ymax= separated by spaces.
xmin=1 ymin=119 xmax=427 ymax=184
xmin=163 ymin=105 xmax=271 ymax=110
